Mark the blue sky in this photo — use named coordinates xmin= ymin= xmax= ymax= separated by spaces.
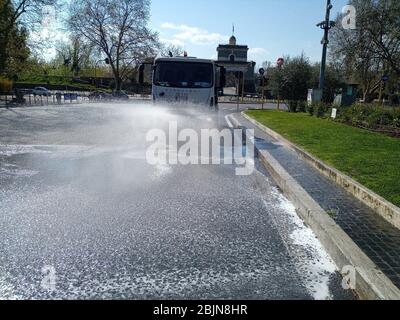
xmin=150 ymin=0 xmax=349 ymax=66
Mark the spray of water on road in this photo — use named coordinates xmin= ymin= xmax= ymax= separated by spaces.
xmin=0 ymin=102 xmax=353 ymax=299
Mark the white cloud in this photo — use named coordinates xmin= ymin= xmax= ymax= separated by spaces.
xmin=160 ymin=38 xmax=185 ymax=47
xmin=249 ymin=48 xmax=268 ymax=55
xmin=160 ymin=22 xmax=228 ymax=46
xmin=160 ymin=22 xmax=177 ymax=30
xmin=248 ymin=48 xmax=269 ymax=62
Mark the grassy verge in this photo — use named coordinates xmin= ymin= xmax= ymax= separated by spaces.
xmin=246 ymin=110 xmax=400 ymax=207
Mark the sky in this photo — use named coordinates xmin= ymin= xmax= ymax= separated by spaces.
xmin=150 ymin=0 xmax=350 ymax=67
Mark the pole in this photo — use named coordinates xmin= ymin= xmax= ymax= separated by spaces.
xmin=237 ymin=73 xmax=240 ymax=112
xmin=318 ymin=0 xmax=333 ymax=92
xmin=277 ymin=92 xmax=280 ymax=110
xmin=241 ymin=71 xmax=245 ymax=103
xmin=261 ymin=77 xmax=265 ymax=110
xmin=277 ymin=65 xmax=282 ymax=110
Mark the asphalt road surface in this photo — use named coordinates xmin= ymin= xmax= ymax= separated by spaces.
xmin=0 ymin=102 xmax=354 ymax=300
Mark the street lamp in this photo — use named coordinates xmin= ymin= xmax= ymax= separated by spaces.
xmin=277 ymin=58 xmax=284 ymax=110
xmin=317 ymin=0 xmax=336 ymax=95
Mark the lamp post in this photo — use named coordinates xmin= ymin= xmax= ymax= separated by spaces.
xmin=276 ymin=58 xmax=284 ymax=110
xmin=317 ymin=0 xmax=335 ymax=94
xmin=259 ymin=68 xmax=266 ymax=110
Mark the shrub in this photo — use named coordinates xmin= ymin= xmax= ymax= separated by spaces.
xmin=313 ymin=102 xmax=329 ymax=118
xmin=337 ymin=104 xmax=400 ymax=129
xmin=0 ymin=77 xmax=13 ymax=93
xmin=393 ymin=110 xmax=400 ymax=128
xmin=298 ymin=101 xmax=307 ymax=113
xmin=306 ymin=103 xmax=314 ymax=116
xmin=288 ymin=100 xmax=298 ymax=113
xmin=389 ymin=94 xmax=399 ymax=106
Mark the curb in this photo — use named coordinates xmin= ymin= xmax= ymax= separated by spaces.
xmin=228 ymin=113 xmax=400 ymax=300
xmin=241 ymin=112 xmax=400 ymax=230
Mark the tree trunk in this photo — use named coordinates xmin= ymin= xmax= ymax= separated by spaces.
xmin=116 ymin=78 xmax=122 ymax=91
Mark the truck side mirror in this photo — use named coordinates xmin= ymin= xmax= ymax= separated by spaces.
xmin=138 ymin=64 xmax=145 ymax=85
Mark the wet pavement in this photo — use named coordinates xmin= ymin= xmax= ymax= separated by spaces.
xmin=0 ymin=103 xmax=354 ymax=300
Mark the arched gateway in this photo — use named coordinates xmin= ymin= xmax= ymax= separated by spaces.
xmin=216 ymin=33 xmax=256 ymax=94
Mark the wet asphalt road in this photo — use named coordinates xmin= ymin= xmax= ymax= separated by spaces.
xmin=0 ymin=102 xmax=354 ymax=300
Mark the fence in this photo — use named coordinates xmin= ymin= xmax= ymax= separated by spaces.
xmin=0 ymin=91 xmax=153 ymax=108
xmin=0 ymin=91 xmax=91 ymax=108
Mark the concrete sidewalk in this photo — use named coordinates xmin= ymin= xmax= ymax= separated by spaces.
xmin=233 ymin=112 xmax=400 ymax=291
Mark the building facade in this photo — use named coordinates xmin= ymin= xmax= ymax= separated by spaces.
xmin=217 ymin=35 xmax=256 ymax=93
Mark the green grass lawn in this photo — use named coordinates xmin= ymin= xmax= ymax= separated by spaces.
xmin=246 ymin=110 xmax=400 ymax=207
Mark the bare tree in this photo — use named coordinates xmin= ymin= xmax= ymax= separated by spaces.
xmin=1 ymin=0 xmax=58 ymax=73
xmin=159 ymin=43 xmax=184 ymax=57
xmin=1 ymin=0 xmax=58 ymax=32
xmin=330 ymin=0 xmax=400 ymax=101
xmin=360 ymin=0 xmax=400 ymax=76
xmin=68 ymin=0 xmax=159 ymax=91
xmin=54 ymin=36 xmax=94 ymax=76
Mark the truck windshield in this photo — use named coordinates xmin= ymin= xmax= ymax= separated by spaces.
xmin=154 ymin=62 xmax=213 ymax=88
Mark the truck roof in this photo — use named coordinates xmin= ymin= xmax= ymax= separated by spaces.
xmin=155 ymin=57 xmax=214 ymax=64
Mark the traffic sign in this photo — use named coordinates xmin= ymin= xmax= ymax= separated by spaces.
xmin=259 ymin=68 xmax=265 ymax=76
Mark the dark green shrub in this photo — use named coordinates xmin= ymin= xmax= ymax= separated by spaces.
xmin=288 ymin=100 xmax=298 ymax=113
xmin=298 ymin=101 xmax=307 ymax=113
xmin=337 ymin=104 xmax=400 ymax=129
xmin=313 ymin=102 xmax=329 ymax=118
xmin=306 ymin=103 xmax=314 ymax=116
xmin=393 ymin=110 xmax=400 ymax=128
xmin=389 ymin=94 xmax=399 ymax=105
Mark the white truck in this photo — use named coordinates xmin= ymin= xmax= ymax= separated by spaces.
xmin=139 ymin=57 xmax=225 ymax=109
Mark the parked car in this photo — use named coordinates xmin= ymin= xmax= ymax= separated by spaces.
xmin=33 ymin=87 xmax=51 ymax=97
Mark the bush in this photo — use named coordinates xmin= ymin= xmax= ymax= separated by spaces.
xmin=288 ymin=100 xmax=298 ymax=113
xmin=298 ymin=101 xmax=307 ymax=113
xmin=306 ymin=103 xmax=314 ymax=116
xmin=337 ymin=104 xmax=400 ymax=129
xmin=389 ymin=94 xmax=399 ymax=105
xmin=393 ymin=110 xmax=400 ymax=128
xmin=0 ymin=77 xmax=13 ymax=93
xmin=313 ymin=102 xmax=329 ymax=118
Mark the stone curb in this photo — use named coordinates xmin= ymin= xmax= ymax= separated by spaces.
xmin=241 ymin=112 xmax=400 ymax=230
xmin=228 ymin=113 xmax=400 ymax=300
